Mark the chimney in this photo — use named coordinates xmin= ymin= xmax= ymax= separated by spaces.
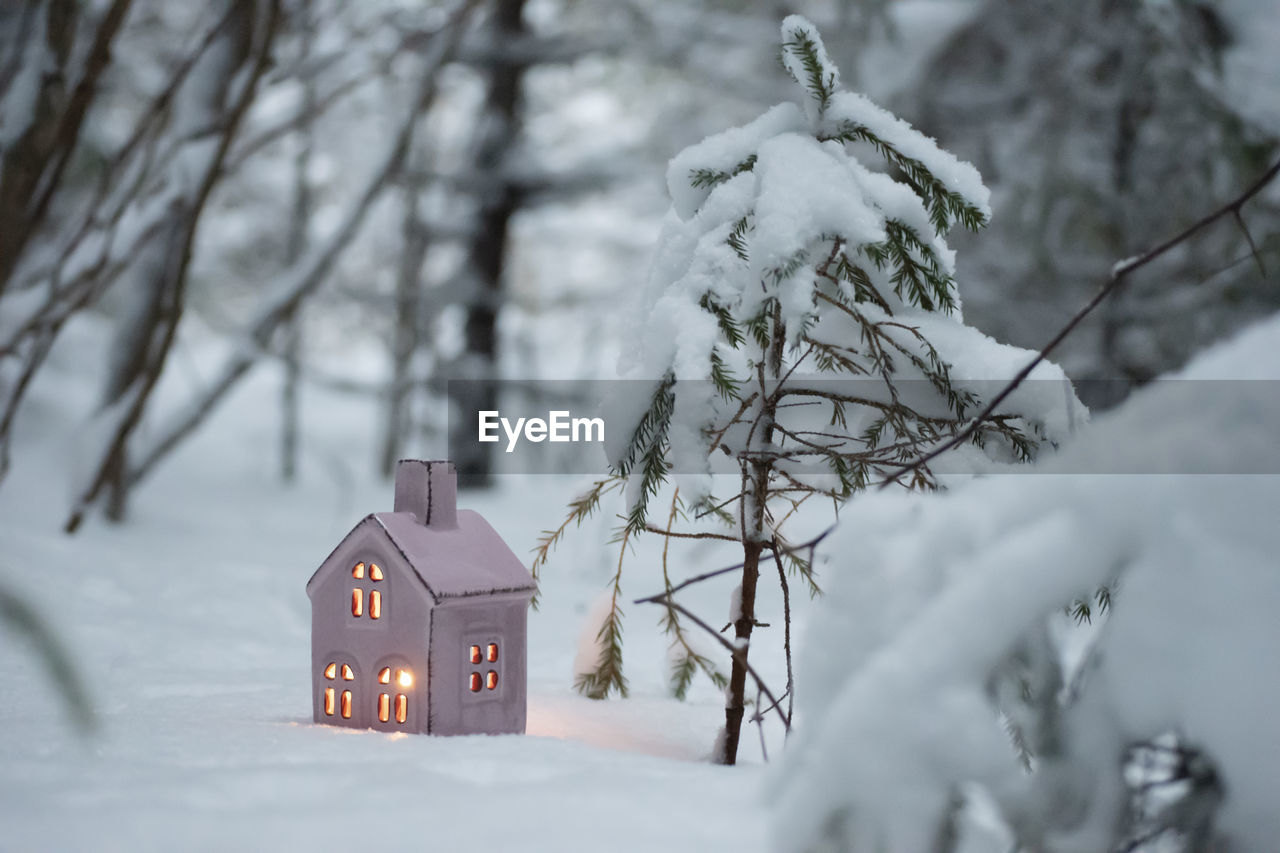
xmin=394 ymin=460 xmax=458 ymax=529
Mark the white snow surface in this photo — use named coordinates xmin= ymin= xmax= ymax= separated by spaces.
xmin=666 ymin=102 xmax=806 ymax=221
xmin=779 ymin=15 xmax=839 ymax=126
xmin=771 ymin=312 xmax=1280 ymax=852
xmin=0 ymin=319 xmax=772 ymax=853
xmin=825 ymin=90 xmax=991 ymax=219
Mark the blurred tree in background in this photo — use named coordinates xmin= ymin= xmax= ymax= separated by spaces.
xmin=903 ymin=0 xmax=1279 ymax=405
xmin=1 ymin=0 xmax=1276 ymax=530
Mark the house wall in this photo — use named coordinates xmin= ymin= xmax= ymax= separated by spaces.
xmin=310 ymin=519 xmax=433 ymax=732
xmin=427 ymin=594 xmax=529 ymax=736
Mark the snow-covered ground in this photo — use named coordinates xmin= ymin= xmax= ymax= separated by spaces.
xmin=773 ymin=313 xmax=1280 ymax=852
xmin=0 ymin=320 xmax=784 ymax=852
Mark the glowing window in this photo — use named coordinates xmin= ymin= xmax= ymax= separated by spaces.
xmin=341 ymin=664 xmax=354 ymax=681
xmin=340 ymin=690 xmax=352 ymax=719
xmin=378 ymin=693 xmax=390 ymax=722
xmin=324 ymin=662 xmax=337 ymax=680
xmin=378 ymin=667 xmax=391 ymax=684
xmin=395 ymin=694 xmax=407 ymax=723
xmin=324 ymin=687 xmax=335 ymax=716
xmin=486 ymin=670 xmax=498 ymax=690
xmin=350 ymin=562 xmax=386 ymax=620
xmin=487 ymin=643 xmax=499 ymax=662
xmin=469 ymin=672 xmax=482 ymax=692
xmin=469 ymin=645 xmax=482 ymax=664
xmin=398 ymin=669 xmax=412 ymax=688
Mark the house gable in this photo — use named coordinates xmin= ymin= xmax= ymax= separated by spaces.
xmin=306 ymin=510 xmax=535 ymax=605
xmin=306 ymin=515 xmax=409 ymax=600
xmin=373 ymin=510 xmax=536 ymax=602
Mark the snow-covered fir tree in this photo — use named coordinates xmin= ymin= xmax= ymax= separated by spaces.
xmin=537 ymin=16 xmax=1081 ymax=765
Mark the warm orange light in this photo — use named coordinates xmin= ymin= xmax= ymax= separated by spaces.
xmin=395 ymin=694 xmax=407 ymax=724
xmin=341 ymin=664 xmax=354 ymax=681
xmin=351 ymin=588 xmax=363 ymax=617
xmin=340 ymin=690 xmax=352 ymax=718
xmin=469 ymin=645 xmax=481 ymax=664
xmin=370 ymin=590 xmax=382 ymax=620
xmin=324 ymin=662 xmax=337 ymax=680
xmin=378 ymin=667 xmax=391 ymax=684
xmin=486 ymin=670 xmax=498 ymax=690
xmin=324 ymin=687 xmax=335 ymax=715
xmin=397 ymin=669 xmax=413 ymax=688
xmin=378 ymin=693 xmax=390 ymax=722
xmin=487 ymin=643 xmax=499 ymax=662
xmin=370 ymin=563 xmax=384 ymax=581
xmin=469 ymin=672 xmax=482 ymax=692
xmin=352 ymin=562 xmax=365 ymax=579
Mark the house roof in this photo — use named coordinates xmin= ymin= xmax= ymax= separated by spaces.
xmin=307 ymin=509 xmax=536 ymax=603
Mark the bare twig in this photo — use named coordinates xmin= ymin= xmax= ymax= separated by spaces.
xmin=643 ymin=525 xmax=738 ymax=542
xmin=22 ymin=0 xmax=135 ymax=259
xmin=633 ymin=524 xmax=836 ymax=603
xmin=123 ymin=0 xmax=481 ymax=491
xmin=877 ymin=156 xmax=1280 ymax=490
xmin=64 ymin=0 xmax=284 ymax=533
xmin=772 ymin=535 xmax=795 ymax=724
xmin=641 ymin=591 xmax=791 ymax=732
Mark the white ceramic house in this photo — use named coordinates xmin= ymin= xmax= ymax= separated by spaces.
xmin=306 ymin=460 xmax=536 ymax=735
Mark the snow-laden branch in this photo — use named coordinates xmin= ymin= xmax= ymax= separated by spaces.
xmin=878 ymin=156 xmax=1280 ymax=491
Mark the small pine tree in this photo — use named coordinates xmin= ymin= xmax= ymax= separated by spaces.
xmin=536 ymin=16 xmax=1078 ymax=765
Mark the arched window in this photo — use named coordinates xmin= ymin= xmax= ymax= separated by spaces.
xmin=349 ymin=561 xmax=385 ymax=620
xmin=374 ymin=662 xmax=413 ymax=726
xmin=321 ymin=659 xmax=357 ymax=719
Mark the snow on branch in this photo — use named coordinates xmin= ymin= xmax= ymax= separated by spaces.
xmin=878 ymin=155 xmax=1280 ymax=491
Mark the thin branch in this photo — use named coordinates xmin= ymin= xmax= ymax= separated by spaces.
xmin=1232 ymin=208 xmax=1267 ymax=277
xmin=878 ymin=156 xmax=1280 ymax=490
xmin=773 ymin=535 xmax=794 ymax=725
xmin=124 ymin=0 xmax=480 ymax=491
xmin=641 ymin=592 xmax=791 ymax=732
xmin=754 ymin=685 xmax=769 ymax=762
xmin=643 ymin=525 xmax=738 ymax=542
xmin=634 ymin=525 xmax=836 ymax=603
xmin=23 ymin=0 xmax=135 ymax=251
xmin=65 ymin=0 xmax=284 ymax=533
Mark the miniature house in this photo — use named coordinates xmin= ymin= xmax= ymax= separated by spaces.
xmin=306 ymin=460 xmax=536 ymax=735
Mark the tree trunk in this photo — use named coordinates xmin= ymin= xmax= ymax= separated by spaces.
xmin=721 ymin=465 xmax=769 ymax=766
xmin=0 ymin=0 xmax=76 ymax=294
xmin=381 ymin=144 xmax=429 ymax=477
xmin=719 ymin=305 xmax=784 ymax=765
xmin=280 ymin=0 xmax=315 ymax=483
xmin=449 ymin=0 xmax=527 ymax=488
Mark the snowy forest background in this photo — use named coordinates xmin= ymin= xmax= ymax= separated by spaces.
xmin=2 ymin=1 xmax=1279 ymax=851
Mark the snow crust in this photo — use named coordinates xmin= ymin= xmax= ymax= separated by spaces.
xmin=0 ymin=318 xmax=771 ymax=853
xmin=666 ymin=103 xmax=806 ymax=221
xmin=771 ymin=312 xmax=1280 ymax=852
xmin=825 ymin=91 xmax=991 ymax=219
